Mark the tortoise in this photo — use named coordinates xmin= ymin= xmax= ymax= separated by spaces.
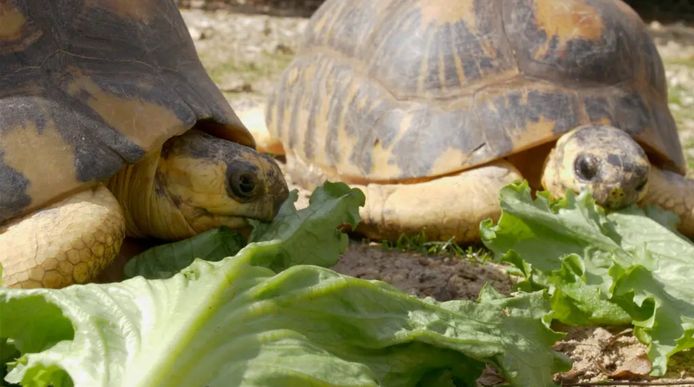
xmin=266 ymin=0 xmax=694 ymax=242
xmin=0 ymin=0 xmax=289 ymax=288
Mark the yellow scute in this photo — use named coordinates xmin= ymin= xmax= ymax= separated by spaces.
xmin=0 ymin=120 xmax=79 ymax=210
xmin=418 ymin=0 xmax=476 ymax=28
xmin=429 ymin=147 xmax=468 ymax=176
xmin=85 ymin=0 xmax=157 ymax=23
xmin=514 ymin=116 xmax=557 ymax=149
xmin=369 ymin=140 xmax=402 ymax=179
xmin=0 ymin=3 xmax=25 ymax=40
xmin=67 ymin=75 xmax=185 ymax=152
xmin=533 ymin=0 xmax=603 ymax=54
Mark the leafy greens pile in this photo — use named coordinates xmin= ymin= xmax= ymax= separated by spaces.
xmin=0 ymin=183 xmax=567 ymax=387
xmin=481 ymin=183 xmax=694 ymax=376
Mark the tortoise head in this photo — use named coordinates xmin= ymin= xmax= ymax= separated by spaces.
xmin=156 ymin=130 xmax=288 ymax=238
xmin=110 ymin=129 xmax=288 ymax=240
xmin=541 ymin=125 xmax=650 ymax=209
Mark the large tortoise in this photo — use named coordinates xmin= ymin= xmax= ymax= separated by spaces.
xmin=0 ymin=0 xmax=288 ymax=288
xmin=267 ymin=0 xmax=694 ymax=241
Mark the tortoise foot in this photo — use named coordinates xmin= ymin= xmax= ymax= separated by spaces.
xmin=0 ymin=185 xmax=125 ymax=288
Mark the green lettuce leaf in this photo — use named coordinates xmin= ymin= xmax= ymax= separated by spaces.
xmin=1 ymin=339 xmax=18 ymax=385
xmin=125 ymin=182 xmax=365 ymax=279
xmin=123 ymin=227 xmax=246 ymax=279
xmin=481 ymin=182 xmax=694 ymax=376
xmin=248 ymin=181 xmax=364 ymax=270
xmin=1 ymin=247 xmax=566 ymax=386
xmin=0 ymin=182 xmax=568 ymax=386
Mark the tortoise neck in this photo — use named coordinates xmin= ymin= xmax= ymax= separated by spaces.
xmin=107 ymin=149 xmax=195 ymax=240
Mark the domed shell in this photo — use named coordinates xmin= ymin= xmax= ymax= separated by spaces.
xmin=0 ymin=0 xmax=254 ymax=223
xmin=267 ymin=0 xmax=685 ymax=182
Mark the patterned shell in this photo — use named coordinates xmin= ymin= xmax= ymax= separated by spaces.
xmin=267 ymin=0 xmax=685 ymax=183
xmin=0 ymin=0 xmax=254 ymax=223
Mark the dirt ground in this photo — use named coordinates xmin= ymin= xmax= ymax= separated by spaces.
xmin=180 ymin=6 xmax=694 ymax=386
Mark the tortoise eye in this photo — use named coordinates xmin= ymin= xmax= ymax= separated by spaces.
xmin=574 ymin=154 xmax=599 ymax=181
xmin=228 ymin=170 xmax=260 ymax=201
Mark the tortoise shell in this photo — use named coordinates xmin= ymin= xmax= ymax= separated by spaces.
xmin=267 ymin=0 xmax=685 ymax=183
xmin=0 ymin=0 xmax=254 ymax=223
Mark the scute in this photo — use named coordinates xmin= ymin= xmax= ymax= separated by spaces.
xmin=505 ymin=0 xmax=665 ymax=89
xmin=85 ymin=0 xmax=158 ymax=22
xmin=367 ymin=0 xmax=517 ymax=99
xmin=0 ymin=2 xmax=27 ymax=42
xmin=0 ymin=0 xmax=254 ymax=223
xmin=268 ymin=0 xmax=685 ymax=183
xmin=303 ymin=0 xmax=517 ymax=99
xmin=503 ymin=0 xmax=682 ymax=172
xmin=0 ymin=2 xmax=43 ymax=55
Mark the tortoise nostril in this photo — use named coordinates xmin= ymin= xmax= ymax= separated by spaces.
xmin=574 ymin=154 xmax=599 ymax=181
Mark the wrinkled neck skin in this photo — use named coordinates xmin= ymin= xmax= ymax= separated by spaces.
xmin=108 ymin=149 xmax=202 ymax=240
xmin=107 ymin=129 xmax=288 ymax=241
xmin=108 ymin=149 xmax=253 ymax=241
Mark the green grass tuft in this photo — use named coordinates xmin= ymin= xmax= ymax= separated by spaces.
xmin=207 ymin=51 xmax=294 ymax=88
xmin=380 ymin=230 xmax=493 ymax=262
xmin=664 ymin=57 xmax=694 ymax=68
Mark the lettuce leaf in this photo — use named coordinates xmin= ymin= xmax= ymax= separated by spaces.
xmin=1 ymin=182 xmax=567 ymax=386
xmin=123 ymin=227 xmax=246 ymax=280
xmin=1 ymin=261 xmax=565 ymax=387
xmin=481 ymin=182 xmax=694 ymax=376
xmin=125 ymin=182 xmax=363 ymax=279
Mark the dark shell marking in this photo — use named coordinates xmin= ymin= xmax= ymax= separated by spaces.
xmin=0 ymin=0 xmax=250 ymax=223
xmin=267 ymin=0 xmax=684 ymax=182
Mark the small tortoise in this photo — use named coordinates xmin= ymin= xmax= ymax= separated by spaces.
xmin=0 ymin=0 xmax=288 ymax=288
xmin=267 ymin=0 xmax=694 ymax=242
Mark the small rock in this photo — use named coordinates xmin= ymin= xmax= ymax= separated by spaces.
xmin=199 ymin=27 xmax=215 ymax=40
xmin=219 ymin=77 xmax=254 ymax=93
xmin=609 ymin=352 xmax=652 ymax=380
xmin=188 ymin=26 xmax=202 ymax=40
xmin=275 ymin=43 xmax=294 ymax=55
